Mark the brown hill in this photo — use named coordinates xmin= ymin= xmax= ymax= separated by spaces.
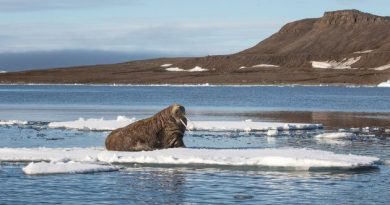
xmin=1 ymin=9 xmax=389 ymax=85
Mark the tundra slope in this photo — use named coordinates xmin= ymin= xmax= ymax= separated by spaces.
xmin=1 ymin=10 xmax=389 ymax=85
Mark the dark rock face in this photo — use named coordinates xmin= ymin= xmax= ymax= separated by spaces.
xmin=105 ymin=104 xmax=187 ymax=151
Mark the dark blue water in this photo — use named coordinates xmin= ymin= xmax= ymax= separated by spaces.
xmin=1 ymin=85 xmax=390 ymax=204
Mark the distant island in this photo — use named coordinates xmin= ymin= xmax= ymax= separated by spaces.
xmin=1 ymin=9 xmax=389 ymax=85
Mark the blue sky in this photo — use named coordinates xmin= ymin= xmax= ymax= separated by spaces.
xmin=0 ymin=0 xmax=389 ymax=70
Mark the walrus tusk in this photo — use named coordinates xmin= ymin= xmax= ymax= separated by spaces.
xmin=180 ymin=118 xmax=188 ymax=130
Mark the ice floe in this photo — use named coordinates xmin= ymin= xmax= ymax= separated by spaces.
xmin=314 ymin=132 xmax=356 ymax=140
xmin=252 ymin=64 xmax=279 ymax=68
xmin=378 ymin=80 xmax=390 ymax=87
xmin=311 ymin=56 xmax=361 ymax=69
xmin=160 ymin=64 xmax=173 ymax=68
xmin=0 ymin=147 xmax=379 ymax=169
xmin=23 ymin=161 xmax=118 ymax=175
xmin=0 ymin=120 xmax=28 ymax=126
xmin=48 ymin=117 xmax=323 ymax=132
xmin=372 ymin=64 xmax=390 ymax=71
xmin=0 ymin=71 xmax=7 ymax=74
xmin=48 ymin=116 xmax=136 ymax=131
xmin=187 ymin=121 xmax=322 ymax=132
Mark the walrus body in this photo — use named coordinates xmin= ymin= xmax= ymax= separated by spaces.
xmin=105 ymin=104 xmax=187 ymax=151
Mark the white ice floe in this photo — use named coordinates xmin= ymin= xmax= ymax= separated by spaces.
xmin=353 ymin=50 xmax=373 ymax=54
xmin=48 ymin=116 xmax=136 ymax=131
xmin=252 ymin=64 xmax=279 ymax=68
xmin=371 ymin=64 xmax=390 ymax=71
xmin=47 ymin=117 xmax=322 ymax=131
xmin=311 ymin=56 xmax=361 ymax=69
xmin=0 ymin=147 xmax=379 ymax=169
xmin=160 ymin=64 xmax=173 ymax=68
xmin=0 ymin=147 xmax=103 ymax=162
xmin=0 ymin=71 xmax=7 ymax=74
xmin=0 ymin=120 xmax=28 ymax=126
xmin=187 ymin=121 xmax=322 ymax=132
xmin=314 ymin=132 xmax=356 ymax=140
xmin=188 ymin=66 xmax=209 ymax=72
xmin=267 ymin=129 xmax=279 ymax=136
xmin=23 ymin=161 xmax=118 ymax=175
xmin=378 ymin=80 xmax=390 ymax=87
xmin=165 ymin=67 xmax=185 ymax=72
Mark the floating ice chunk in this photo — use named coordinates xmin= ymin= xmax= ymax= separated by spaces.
xmin=350 ymin=128 xmax=360 ymax=132
xmin=311 ymin=57 xmax=361 ymax=69
xmin=97 ymin=148 xmax=379 ymax=169
xmin=0 ymin=120 xmax=28 ymax=126
xmin=252 ymin=64 xmax=279 ymax=68
xmin=160 ymin=64 xmax=173 ymax=68
xmin=0 ymin=147 xmax=103 ymax=162
xmin=188 ymin=66 xmax=208 ymax=72
xmin=22 ymin=161 xmax=118 ymax=175
xmin=239 ymin=66 xmax=247 ymax=69
xmin=314 ymin=132 xmax=356 ymax=140
xmin=46 ymin=117 xmax=322 ymax=132
xmin=165 ymin=67 xmax=185 ymax=72
xmin=378 ymin=80 xmax=390 ymax=87
xmin=353 ymin=50 xmax=373 ymax=54
xmin=267 ymin=129 xmax=279 ymax=136
xmin=0 ymin=147 xmax=379 ymax=169
xmin=48 ymin=116 xmax=136 ymax=131
xmin=372 ymin=64 xmax=390 ymax=71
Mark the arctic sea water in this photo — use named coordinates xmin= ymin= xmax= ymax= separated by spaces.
xmin=1 ymin=85 xmax=390 ymax=204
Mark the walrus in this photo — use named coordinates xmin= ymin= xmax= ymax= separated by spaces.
xmin=105 ymin=104 xmax=187 ymax=151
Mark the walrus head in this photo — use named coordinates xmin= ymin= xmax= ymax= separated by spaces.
xmin=171 ymin=104 xmax=187 ymax=127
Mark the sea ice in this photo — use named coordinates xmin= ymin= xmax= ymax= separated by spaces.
xmin=353 ymin=50 xmax=373 ymax=54
xmin=0 ymin=120 xmax=28 ymax=126
xmin=314 ymin=132 xmax=356 ymax=140
xmin=48 ymin=117 xmax=323 ymax=131
xmin=48 ymin=116 xmax=136 ymax=131
xmin=23 ymin=161 xmax=118 ymax=175
xmin=0 ymin=147 xmax=379 ymax=169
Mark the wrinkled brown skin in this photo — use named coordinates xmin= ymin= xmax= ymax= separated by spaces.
xmin=105 ymin=104 xmax=187 ymax=151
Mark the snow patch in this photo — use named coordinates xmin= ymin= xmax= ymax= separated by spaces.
xmin=378 ymin=80 xmax=390 ymax=87
xmin=371 ymin=64 xmax=390 ymax=71
xmin=165 ymin=67 xmax=185 ymax=72
xmin=0 ymin=147 xmax=379 ymax=169
xmin=22 ymin=161 xmax=118 ymax=175
xmin=48 ymin=116 xmax=136 ymax=131
xmin=0 ymin=71 xmax=7 ymax=74
xmin=165 ymin=66 xmax=208 ymax=72
xmin=252 ymin=64 xmax=279 ymax=68
xmin=188 ymin=66 xmax=209 ymax=72
xmin=353 ymin=50 xmax=373 ymax=54
xmin=160 ymin=64 xmax=173 ymax=68
xmin=311 ymin=56 xmax=361 ymax=69
xmin=239 ymin=66 xmax=247 ymax=69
